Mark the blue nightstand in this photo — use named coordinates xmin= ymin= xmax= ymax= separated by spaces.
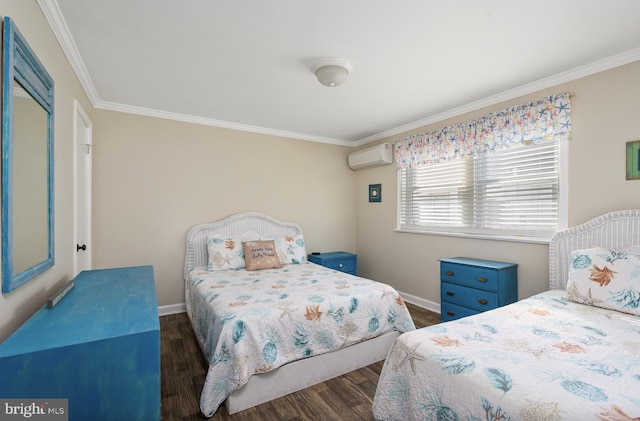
xmin=308 ymin=252 xmax=357 ymax=276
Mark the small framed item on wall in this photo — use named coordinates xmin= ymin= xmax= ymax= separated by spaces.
xmin=627 ymin=140 xmax=640 ymax=180
xmin=369 ymin=184 xmax=381 ymax=202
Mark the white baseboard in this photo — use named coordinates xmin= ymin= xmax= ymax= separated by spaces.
xmin=158 ymin=302 xmax=186 ymax=316
xmin=157 ymin=291 xmax=440 ymax=317
xmin=398 ymin=290 xmax=441 ymax=315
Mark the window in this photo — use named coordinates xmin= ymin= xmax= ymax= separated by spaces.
xmin=395 ymin=92 xmax=571 ymax=242
xmin=399 ymin=141 xmax=562 ymax=240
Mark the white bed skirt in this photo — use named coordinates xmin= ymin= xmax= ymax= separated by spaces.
xmin=225 ymin=330 xmax=400 ymax=414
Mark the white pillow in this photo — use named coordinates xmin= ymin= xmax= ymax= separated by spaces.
xmin=566 ymin=247 xmax=640 ymax=315
xmin=207 ymin=236 xmax=247 ymax=271
xmin=272 ymin=234 xmax=307 ymax=264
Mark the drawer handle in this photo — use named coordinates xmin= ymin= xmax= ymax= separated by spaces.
xmin=446 ymin=271 xmax=454 ymax=276
xmin=446 ymin=291 xmax=454 ymax=296
xmin=477 ymin=277 xmax=487 ymax=282
xmin=447 ymin=311 xmax=455 ymax=316
xmin=339 ymin=263 xmax=343 ymax=268
xmin=478 ymin=299 xmax=488 ymax=305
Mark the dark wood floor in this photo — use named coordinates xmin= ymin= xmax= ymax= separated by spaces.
xmin=160 ymin=302 xmax=440 ymax=420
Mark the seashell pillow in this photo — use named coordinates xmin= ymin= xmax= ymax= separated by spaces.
xmin=207 ymin=236 xmax=248 ymax=271
xmin=566 ymin=247 xmax=640 ymax=315
xmin=271 ymin=234 xmax=307 ymax=265
xmin=242 ymin=240 xmax=283 ymax=271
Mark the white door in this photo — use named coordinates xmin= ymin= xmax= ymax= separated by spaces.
xmin=73 ymin=100 xmax=93 ymax=276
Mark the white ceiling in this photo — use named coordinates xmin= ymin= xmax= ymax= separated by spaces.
xmin=40 ymin=0 xmax=640 ymax=146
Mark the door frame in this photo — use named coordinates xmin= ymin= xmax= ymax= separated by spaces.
xmin=73 ymin=100 xmax=93 ymax=276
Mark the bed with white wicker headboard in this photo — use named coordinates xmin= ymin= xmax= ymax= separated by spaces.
xmin=183 ymin=212 xmax=416 ymax=417
xmin=184 ymin=212 xmax=304 ymax=279
xmin=549 ymin=209 xmax=640 ymax=289
xmin=373 ymin=209 xmax=640 ymax=420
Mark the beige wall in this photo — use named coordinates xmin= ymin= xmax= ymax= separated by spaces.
xmin=91 ymin=110 xmax=356 ymax=307
xmin=0 ymin=0 xmax=93 ymax=341
xmin=2 ymin=0 xmax=639 ymax=342
xmin=355 ymin=61 xmax=640 ymax=310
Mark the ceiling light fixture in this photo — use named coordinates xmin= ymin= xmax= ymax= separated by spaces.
xmin=312 ymin=58 xmax=350 ymax=88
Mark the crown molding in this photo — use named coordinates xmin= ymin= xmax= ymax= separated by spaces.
xmin=95 ymin=100 xmax=351 ymax=146
xmin=353 ymin=47 xmax=640 ymax=147
xmin=39 ymin=0 xmax=351 ymax=146
xmin=38 ymin=0 xmax=100 ymax=105
xmin=39 ymin=0 xmax=640 ymax=148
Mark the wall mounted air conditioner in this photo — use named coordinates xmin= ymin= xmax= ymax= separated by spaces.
xmin=348 ymin=142 xmax=393 ymax=171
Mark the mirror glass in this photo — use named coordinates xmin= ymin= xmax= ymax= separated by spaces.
xmin=12 ymin=82 xmax=49 ymax=275
xmin=2 ymin=17 xmax=55 ymax=293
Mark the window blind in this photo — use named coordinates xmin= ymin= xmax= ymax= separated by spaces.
xmin=399 ymin=141 xmax=560 ymax=239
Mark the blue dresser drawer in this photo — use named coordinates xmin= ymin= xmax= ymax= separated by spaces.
xmin=441 ymin=281 xmax=498 ymax=311
xmin=441 ymin=301 xmax=478 ymax=322
xmin=323 ymin=257 xmax=355 ymax=273
xmin=440 ymin=257 xmax=517 ymax=322
xmin=440 ymin=261 xmax=499 ymax=292
xmin=308 ymin=252 xmax=357 ymax=275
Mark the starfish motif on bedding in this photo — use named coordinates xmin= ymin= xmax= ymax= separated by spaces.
xmin=579 ymin=288 xmax=602 ymax=305
xmin=567 ymin=284 xmax=603 ymax=306
xmin=211 ymin=251 xmax=232 ymax=269
xmin=277 ymin=304 xmax=298 ymax=322
xmin=397 ymin=341 xmax=425 ymax=375
xmin=376 ymin=287 xmax=396 ymax=300
xmin=230 ymin=354 xmax=250 ymax=382
xmin=338 ymin=320 xmax=359 ymax=347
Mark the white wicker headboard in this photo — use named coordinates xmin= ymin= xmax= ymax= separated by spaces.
xmin=184 ymin=212 xmax=303 ymax=279
xmin=549 ymin=209 xmax=640 ymax=290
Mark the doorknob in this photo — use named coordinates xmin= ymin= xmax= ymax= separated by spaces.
xmin=76 ymin=244 xmax=86 ymax=252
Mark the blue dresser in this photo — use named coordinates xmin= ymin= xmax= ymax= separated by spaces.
xmin=440 ymin=257 xmax=517 ymax=322
xmin=0 ymin=266 xmax=160 ymax=420
xmin=308 ymin=252 xmax=357 ymax=275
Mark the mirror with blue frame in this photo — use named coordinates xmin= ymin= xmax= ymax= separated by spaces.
xmin=2 ymin=16 xmax=55 ymax=293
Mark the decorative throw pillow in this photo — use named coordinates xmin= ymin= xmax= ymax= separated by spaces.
xmin=272 ymin=234 xmax=307 ymax=264
xmin=592 ymin=244 xmax=640 ymax=257
xmin=566 ymin=247 xmax=640 ymax=315
xmin=207 ymin=236 xmax=247 ymax=271
xmin=243 ymin=240 xmax=283 ymax=271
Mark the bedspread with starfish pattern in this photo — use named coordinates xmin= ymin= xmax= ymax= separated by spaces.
xmin=185 ymin=262 xmax=416 ymax=417
xmin=373 ymin=289 xmax=640 ymax=421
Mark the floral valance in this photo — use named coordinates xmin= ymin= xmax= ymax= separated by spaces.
xmin=395 ymin=92 xmax=571 ymax=170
